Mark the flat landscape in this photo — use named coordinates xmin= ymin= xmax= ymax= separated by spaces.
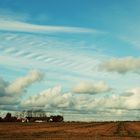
xmin=0 ymin=121 xmax=140 ymax=140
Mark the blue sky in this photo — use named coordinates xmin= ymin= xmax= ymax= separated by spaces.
xmin=0 ymin=0 xmax=140 ymax=121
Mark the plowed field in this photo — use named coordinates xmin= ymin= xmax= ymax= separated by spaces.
xmin=0 ymin=121 xmax=140 ymax=140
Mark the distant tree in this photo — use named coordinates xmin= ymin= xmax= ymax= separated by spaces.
xmin=26 ymin=110 xmax=33 ymax=117
xmin=4 ymin=113 xmax=12 ymax=122
xmin=0 ymin=117 xmax=2 ymax=122
xmin=26 ymin=109 xmax=46 ymax=117
xmin=49 ymin=115 xmax=64 ymax=122
xmin=5 ymin=113 xmax=11 ymax=119
xmin=11 ymin=116 xmax=17 ymax=122
xmin=34 ymin=109 xmax=46 ymax=117
xmin=4 ymin=113 xmax=17 ymax=122
xmin=18 ymin=111 xmax=26 ymax=118
xmin=14 ymin=111 xmax=20 ymax=118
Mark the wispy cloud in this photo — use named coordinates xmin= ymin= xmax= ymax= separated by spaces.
xmin=0 ymin=19 xmax=99 ymax=34
xmin=0 ymin=31 xmax=104 ymax=87
xmin=0 ymin=8 xmax=103 ymax=35
xmin=120 ymin=36 xmax=140 ymax=49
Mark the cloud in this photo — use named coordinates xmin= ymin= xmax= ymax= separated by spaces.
xmin=99 ymin=57 xmax=140 ymax=74
xmin=0 ymin=19 xmax=98 ymax=34
xmin=73 ymin=81 xmax=111 ymax=94
xmin=99 ymin=88 xmax=140 ymax=110
xmin=123 ymin=88 xmax=140 ymax=110
xmin=0 ymin=70 xmax=44 ymax=105
xmin=6 ymin=70 xmax=44 ymax=95
xmin=0 ymin=69 xmax=139 ymax=120
xmin=0 ymin=96 xmax=19 ymax=105
xmin=0 ymin=9 xmax=97 ymax=34
xmin=0 ymin=77 xmax=9 ymax=97
xmin=18 ymin=83 xmax=140 ymax=121
xmin=74 ymin=86 xmax=140 ymax=111
xmin=121 ymin=92 xmax=134 ymax=97
xmin=20 ymin=85 xmax=74 ymax=109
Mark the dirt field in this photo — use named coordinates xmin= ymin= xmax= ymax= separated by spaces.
xmin=0 ymin=121 xmax=140 ymax=140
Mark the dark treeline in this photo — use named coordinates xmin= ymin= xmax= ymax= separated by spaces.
xmin=0 ymin=110 xmax=64 ymax=122
xmin=0 ymin=113 xmax=18 ymax=122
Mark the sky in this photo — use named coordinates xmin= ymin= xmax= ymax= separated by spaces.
xmin=0 ymin=0 xmax=140 ymax=121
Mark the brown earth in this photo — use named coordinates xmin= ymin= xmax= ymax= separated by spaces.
xmin=0 ymin=121 xmax=140 ymax=140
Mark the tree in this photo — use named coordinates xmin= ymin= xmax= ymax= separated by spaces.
xmin=49 ymin=115 xmax=64 ymax=122
xmin=4 ymin=113 xmax=12 ymax=122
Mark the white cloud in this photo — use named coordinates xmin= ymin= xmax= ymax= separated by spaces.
xmin=19 ymin=84 xmax=140 ymax=120
xmin=73 ymin=81 xmax=111 ymax=94
xmin=0 ymin=77 xmax=9 ymax=97
xmin=0 ymin=70 xmax=44 ymax=105
xmin=6 ymin=70 xmax=44 ymax=95
xmin=0 ymin=31 xmax=103 ymax=84
xmin=0 ymin=96 xmax=19 ymax=105
xmin=21 ymin=85 xmax=74 ymax=109
xmin=99 ymin=57 xmax=140 ymax=74
xmin=0 ymin=19 xmax=98 ymax=34
xmin=123 ymin=88 xmax=140 ymax=110
xmin=97 ymin=88 xmax=140 ymax=110
xmin=0 ymin=68 xmax=139 ymax=120
xmin=0 ymin=9 xmax=97 ymax=34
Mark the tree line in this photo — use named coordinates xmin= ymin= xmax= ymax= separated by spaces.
xmin=0 ymin=110 xmax=64 ymax=122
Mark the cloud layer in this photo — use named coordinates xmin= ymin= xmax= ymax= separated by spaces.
xmin=19 ymin=84 xmax=140 ymax=121
xmin=99 ymin=57 xmax=140 ymax=74
xmin=73 ymin=81 xmax=111 ymax=94
xmin=0 ymin=70 xmax=140 ymax=121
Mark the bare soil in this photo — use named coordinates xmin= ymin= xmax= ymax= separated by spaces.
xmin=0 ymin=121 xmax=140 ymax=140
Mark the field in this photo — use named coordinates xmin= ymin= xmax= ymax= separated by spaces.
xmin=0 ymin=121 xmax=140 ymax=140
